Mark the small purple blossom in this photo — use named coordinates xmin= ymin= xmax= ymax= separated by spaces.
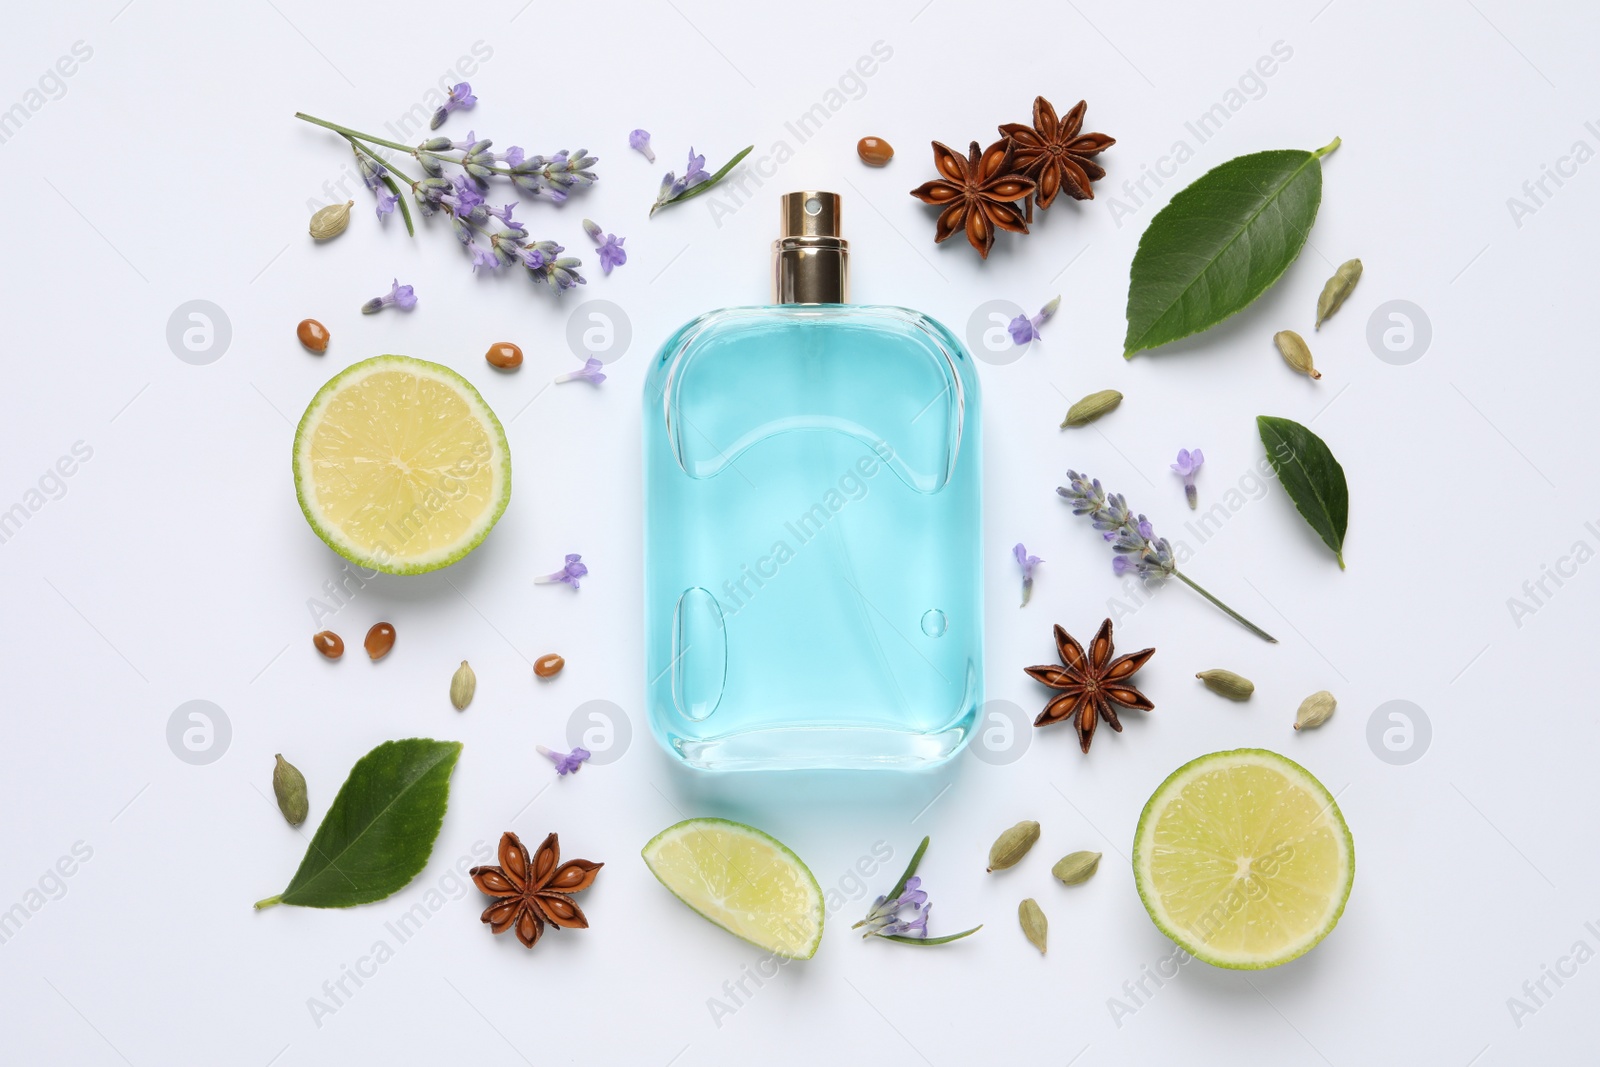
xmin=1008 ymin=295 xmax=1060 ymax=346
xmin=360 ymin=278 xmax=416 ymax=314
xmin=582 ymin=219 xmax=627 ymax=275
xmin=1013 ymin=543 xmax=1043 ymax=607
xmin=555 ymin=356 xmax=607 ymax=386
xmin=1171 ymin=448 xmax=1204 ymax=510
xmin=376 ymin=192 xmax=398 ymax=218
xmin=430 ymin=82 xmax=477 ymax=130
xmin=535 ymin=553 xmax=589 ymax=589
xmin=857 ymin=876 xmax=930 ymax=938
xmin=651 ymin=146 xmax=715 ymax=213
xmin=537 ymin=745 xmax=591 ymax=776
xmin=629 ymin=128 xmax=655 ymax=162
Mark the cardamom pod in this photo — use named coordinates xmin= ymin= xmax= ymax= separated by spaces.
xmin=1196 ymin=669 xmax=1255 ymax=701
xmin=309 ymin=199 xmax=354 ymax=240
xmin=1060 ymin=389 xmax=1123 ymax=427
xmin=1051 ymin=850 xmax=1102 ymax=886
xmin=450 ymin=660 xmax=476 ymax=711
xmin=1294 ymin=690 xmax=1336 ymax=730
xmin=1315 ymin=258 xmax=1362 ymax=329
xmin=1018 ymin=898 xmax=1048 ymax=954
xmin=1274 ymin=330 xmax=1321 ymax=380
xmin=272 ymin=754 xmax=308 ymax=826
xmin=987 ymin=820 xmax=1041 ymax=871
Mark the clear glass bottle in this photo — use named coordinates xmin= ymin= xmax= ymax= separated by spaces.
xmin=643 ymin=191 xmax=982 ymax=770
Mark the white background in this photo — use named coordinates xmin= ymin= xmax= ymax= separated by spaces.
xmin=2 ymin=0 xmax=1596 ymax=1063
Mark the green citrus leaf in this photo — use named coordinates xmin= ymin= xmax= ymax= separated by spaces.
xmin=1124 ymin=140 xmax=1338 ymax=358
xmin=1257 ymin=416 xmax=1349 ymax=568
xmin=257 ymin=738 xmax=462 ymax=909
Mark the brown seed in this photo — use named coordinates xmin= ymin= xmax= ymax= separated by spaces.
xmin=857 ymin=136 xmax=894 ymax=166
xmin=297 ymin=318 xmax=330 ymax=353
xmin=534 ymin=653 xmax=565 ymax=679
xmin=312 ymin=631 xmax=344 ymax=659
xmin=485 ymin=342 xmax=523 ymax=370
xmin=364 ymin=622 xmax=396 ymax=660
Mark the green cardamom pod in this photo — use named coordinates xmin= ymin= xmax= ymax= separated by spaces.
xmin=450 ymin=660 xmax=477 ymax=711
xmin=309 ymin=199 xmax=354 ymax=240
xmin=1294 ymin=690 xmax=1337 ymax=731
xmin=1051 ymin=850 xmax=1102 ymax=886
xmin=987 ymin=820 xmax=1041 ymax=871
xmin=1060 ymin=389 xmax=1123 ymax=427
xmin=1274 ymin=330 xmax=1321 ymax=380
xmin=1018 ymin=898 xmax=1048 ymax=953
xmin=1315 ymin=258 xmax=1362 ymax=329
xmin=272 ymin=754 xmax=308 ymax=826
xmin=1196 ymin=669 xmax=1255 ymax=701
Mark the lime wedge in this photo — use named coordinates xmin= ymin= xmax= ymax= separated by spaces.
xmin=642 ymin=818 xmax=824 ymax=959
xmin=293 ymin=356 xmax=510 ymax=575
xmin=1133 ymin=748 xmax=1354 ymax=969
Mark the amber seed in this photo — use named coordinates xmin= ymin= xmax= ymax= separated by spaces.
xmin=857 ymin=136 xmax=894 ymax=167
xmin=486 ymin=342 xmax=523 ymax=370
xmin=364 ymin=622 xmax=396 ymax=660
xmin=297 ymin=318 xmax=330 ymax=353
xmin=312 ymin=631 xmax=344 ymax=660
xmin=534 ymin=653 xmax=565 ymax=679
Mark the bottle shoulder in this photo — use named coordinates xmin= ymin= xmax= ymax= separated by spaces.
xmin=646 ymin=304 xmax=980 ymax=392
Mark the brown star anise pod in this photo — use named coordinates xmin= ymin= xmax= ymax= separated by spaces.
xmin=1025 ymin=618 xmax=1153 ymax=753
xmin=909 ymin=139 xmax=1035 ymax=259
xmin=470 ymin=831 xmax=602 ymax=949
xmin=1000 ymin=97 xmax=1115 ymax=215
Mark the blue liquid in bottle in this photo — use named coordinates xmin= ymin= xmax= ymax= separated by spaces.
xmin=643 ymin=192 xmax=981 ymax=770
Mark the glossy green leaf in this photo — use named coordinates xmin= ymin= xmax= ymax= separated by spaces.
xmin=255 ymin=739 xmax=462 ymax=909
xmin=1124 ymin=139 xmax=1339 ymax=358
xmin=1257 ymin=416 xmax=1349 ymax=568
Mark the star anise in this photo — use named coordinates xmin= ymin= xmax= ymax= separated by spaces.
xmin=470 ymin=831 xmax=602 ymax=949
xmin=999 ymin=97 xmax=1115 ymax=215
xmin=1025 ymin=618 xmax=1154 ymax=753
xmin=909 ymin=139 xmax=1035 ymax=259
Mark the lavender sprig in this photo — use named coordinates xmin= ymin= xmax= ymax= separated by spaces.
xmin=853 ymin=837 xmax=981 ymax=946
xmin=650 ymin=144 xmax=754 ymax=215
xmin=1058 ymin=470 xmax=1277 ymax=642
xmin=295 ymin=113 xmax=592 ymax=291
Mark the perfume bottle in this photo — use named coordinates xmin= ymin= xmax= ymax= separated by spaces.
xmin=643 ymin=191 xmax=982 ymax=770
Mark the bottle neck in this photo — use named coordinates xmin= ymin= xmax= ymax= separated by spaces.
xmin=772 ymin=236 xmax=849 ymax=304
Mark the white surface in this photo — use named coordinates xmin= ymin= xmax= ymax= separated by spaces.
xmin=2 ymin=1 xmax=1596 ymax=1064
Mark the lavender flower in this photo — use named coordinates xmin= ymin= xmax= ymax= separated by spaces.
xmin=535 ymin=553 xmax=588 ymax=589
xmin=1171 ymin=448 xmax=1204 ymax=510
xmin=649 ymin=144 xmax=741 ymax=215
xmin=1057 ymin=470 xmax=1276 ymax=642
xmin=430 ymin=82 xmax=476 ymax=130
xmin=858 ymin=877 xmax=930 ymax=937
xmin=360 ymin=278 xmax=416 ymax=314
xmin=555 ymin=356 xmax=607 ymax=386
xmin=1013 ymin=543 xmax=1043 ymax=606
xmin=629 ymin=128 xmax=655 ymax=162
xmin=537 ymin=745 xmax=591 ymax=775
xmin=1008 ymin=295 xmax=1060 ymax=345
xmin=853 ymin=837 xmax=980 ymax=946
xmin=295 ymin=111 xmax=596 ymax=297
xmin=582 ymin=218 xmax=627 ymax=274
